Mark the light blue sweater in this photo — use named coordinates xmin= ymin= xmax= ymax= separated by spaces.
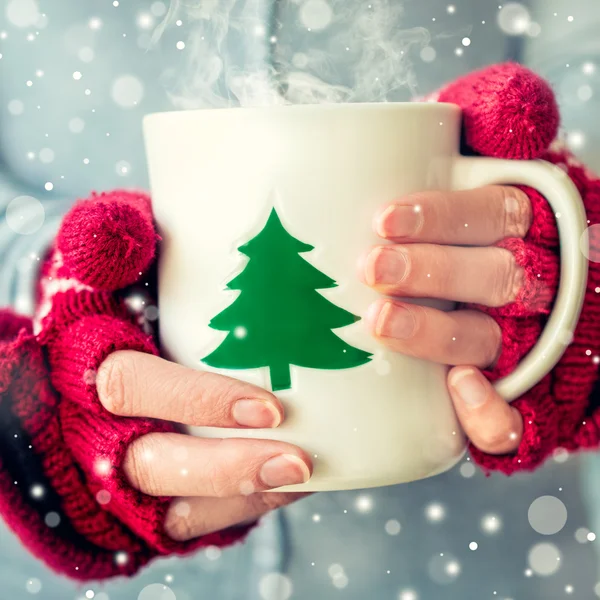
xmin=1 ymin=1 xmax=600 ymax=599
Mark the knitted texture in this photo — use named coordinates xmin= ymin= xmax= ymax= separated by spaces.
xmin=467 ymin=144 xmax=600 ymax=473
xmin=435 ymin=62 xmax=560 ymax=160
xmin=0 ymin=191 xmax=253 ymax=582
xmin=0 ymin=63 xmax=598 ymax=579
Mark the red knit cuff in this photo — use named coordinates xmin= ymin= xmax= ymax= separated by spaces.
xmin=483 ymin=316 xmax=542 ymax=381
xmin=470 ymin=383 xmax=560 ymax=474
xmin=45 ymin=308 xmax=158 ymax=410
xmin=468 ymin=238 xmax=559 ymax=320
xmin=61 ymin=405 xmax=253 ymax=556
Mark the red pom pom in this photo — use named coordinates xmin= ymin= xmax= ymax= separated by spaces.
xmin=57 ymin=191 xmax=157 ymax=290
xmin=438 ymin=62 xmax=559 ymax=160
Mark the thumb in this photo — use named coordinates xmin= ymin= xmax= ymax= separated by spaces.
xmin=448 ymin=366 xmax=523 ymax=455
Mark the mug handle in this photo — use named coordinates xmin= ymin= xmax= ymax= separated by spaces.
xmin=451 ymin=156 xmax=589 ymax=402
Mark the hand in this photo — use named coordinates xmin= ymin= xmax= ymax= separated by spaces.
xmin=361 ymin=185 xmax=534 ymax=456
xmin=96 ymin=350 xmax=312 ymax=542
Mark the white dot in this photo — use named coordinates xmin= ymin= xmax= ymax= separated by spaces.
xmin=385 ymin=519 xmax=401 ymax=535
xmin=85 ymin=591 xmax=95 ymax=599
xmin=137 ymin=584 xmax=176 ymax=600
xmin=575 ymin=527 xmax=590 ymax=543
xmin=89 ymin=17 xmax=102 ymax=30
xmin=174 ymin=501 xmax=190 ymax=517
xmin=26 ymin=80 xmax=33 ymax=87
xmin=462 ymin=37 xmax=471 ymax=46
xmin=583 ymin=62 xmax=596 ymax=75
xmin=332 ymin=573 xmax=349 ymax=589
xmin=94 ymin=458 xmax=111 ymax=475
xmin=428 ymin=553 xmax=461 ymax=584
xmin=83 ymin=158 xmax=90 ymax=164
xmin=312 ymin=514 xmax=321 ymax=522
xmin=455 ymin=48 xmax=464 ymax=56
xmin=259 ymin=573 xmax=293 ymax=600
xmin=79 ymin=47 xmax=94 ymax=62
xmin=6 ymin=196 xmax=45 ymax=235
xmin=447 ymin=5 xmax=456 ymax=13
xmin=420 ymin=46 xmax=436 ymax=62
xmin=528 ymin=496 xmax=567 ymax=535
xmin=150 ymin=2 xmax=167 ymax=17
xmin=234 ymin=326 xmax=248 ymax=339
xmin=425 ymin=503 xmax=446 ymax=522
xmin=45 ymin=512 xmax=60 ymax=527
xmin=355 ymin=494 xmax=373 ymax=513
xmin=113 ymin=0 xmax=119 ymax=6
xmin=176 ymin=19 xmax=183 ymax=26
xmin=38 ymin=148 xmax=54 ymax=163
xmin=44 ymin=182 xmax=53 ymax=191
xmin=111 ymin=75 xmax=144 ymax=109
xmin=481 ymin=513 xmax=502 ymax=534
xmin=116 ymin=160 xmax=131 ymax=176
xmin=578 ymin=85 xmax=593 ymax=102
xmin=176 ymin=41 xmax=185 ymax=50
xmin=72 ymin=71 xmax=82 ymax=81
xmin=68 ymin=117 xmax=85 ymax=133
xmin=580 ymin=225 xmax=600 ymax=262
xmin=26 ymin=579 xmax=42 ymax=594
xmin=469 ymin=542 xmax=478 ymax=551
xmin=30 ymin=484 xmax=44 ymax=498
xmin=399 ymin=591 xmax=418 ymax=600
xmin=567 ymin=130 xmax=585 ymax=150
xmin=299 ymin=0 xmax=333 ymax=31
xmin=460 ymin=462 xmax=476 ymax=478
xmin=8 ymin=99 xmax=24 ymax=115
xmin=205 ymin=546 xmax=221 ymax=561
xmin=528 ymin=542 xmax=562 ymax=576
xmin=497 ymin=2 xmax=531 ymax=35
xmin=137 ymin=12 xmax=155 ymax=29
xmin=6 ymin=0 xmax=39 ymax=28
xmin=115 ymin=551 xmax=129 ymax=565
xmin=96 ymin=490 xmax=111 ymax=505
xmin=568 ymin=15 xmax=574 ymax=22
xmin=589 ymin=532 xmax=597 ymax=542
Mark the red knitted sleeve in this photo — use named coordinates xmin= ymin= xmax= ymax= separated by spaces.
xmin=469 ymin=147 xmax=600 ymax=473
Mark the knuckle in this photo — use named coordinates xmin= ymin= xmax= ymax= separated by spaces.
xmin=475 ymin=426 xmax=508 ymax=453
xmin=123 ymin=434 xmax=161 ymax=495
xmin=490 ymin=249 xmax=523 ymax=307
xmin=502 ymin=187 xmax=532 ymax=239
xmin=181 ymin=375 xmax=237 ymax=426
xmin=482 ymin=316 xmax=503 ymax=368
xmin=97 ymin=352 xmax=141 ymax=415
xmin=164 ymin=506 xmax=196 ymax=542
xmin=248 ymin=492 xmax=294 ymax=514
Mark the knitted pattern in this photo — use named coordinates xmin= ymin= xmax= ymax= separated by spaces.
xmin=0 ymin=191 xmax=253 ymax=581
xmin=0 ymin=63 xmax=598 ymax=580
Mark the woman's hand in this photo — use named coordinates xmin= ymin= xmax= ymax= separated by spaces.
xmin=96 ymin=351 xmax=312 ymax=542
xmin=362 ymin=185 xmax=531 ymax=456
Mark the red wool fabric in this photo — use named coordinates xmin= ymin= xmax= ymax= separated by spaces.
xmin=469 ymin=146 xmax=600 ymax=473
xmin=0 ymin=62 xmax=598 ymax=580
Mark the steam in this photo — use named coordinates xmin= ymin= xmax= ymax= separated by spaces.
xmin=159 ymin=0 xmax=430 ymax=108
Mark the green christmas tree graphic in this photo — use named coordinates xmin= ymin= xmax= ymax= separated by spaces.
xmin=203 ymin=207 xmax=372 ymax=391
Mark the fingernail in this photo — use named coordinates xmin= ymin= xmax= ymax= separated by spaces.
xmin=365 ymin=247 xmax=408 ymax=286
xmin=449 ymin=369 xmax=487 ymax=408
xmin=260 ymin=454 xmax=311 ymax=488
xmin=233 ymin=399 xmax=281 ymax=428
xmin=375 ymin=302 xmax=416 ymax=340
xmin=377 ymin=205 xmax=423 ymax=238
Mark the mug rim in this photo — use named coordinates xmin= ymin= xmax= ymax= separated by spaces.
xmin=143 ymin=101 xmax=461 ymax=127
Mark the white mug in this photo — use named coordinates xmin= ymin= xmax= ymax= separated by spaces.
xmin=143 ymin=103 xmax=588 ymax=492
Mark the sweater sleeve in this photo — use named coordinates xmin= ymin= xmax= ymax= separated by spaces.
xmin=0 ymin=171 xmax=73 ymax=313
